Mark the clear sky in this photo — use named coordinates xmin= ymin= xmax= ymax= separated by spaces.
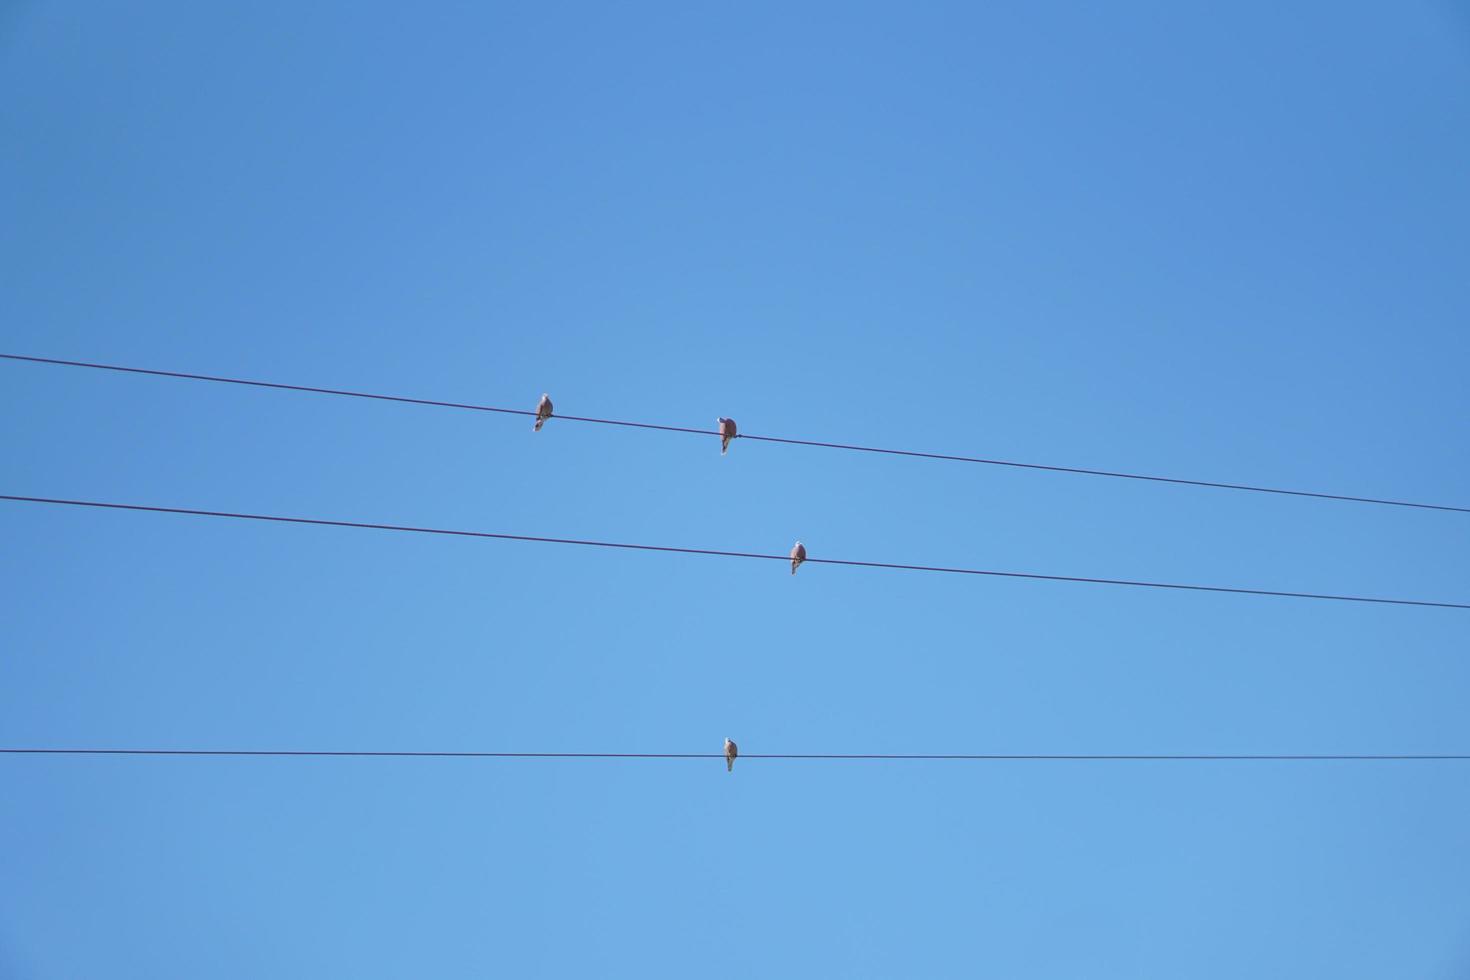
xmin=3 ymin=2 xmax=1469 ymax=977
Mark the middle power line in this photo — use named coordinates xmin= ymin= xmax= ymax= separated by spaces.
xmin=3 ymin=494 xmax=1466 ymax=611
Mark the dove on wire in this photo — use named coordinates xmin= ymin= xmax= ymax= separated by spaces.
xmin=718 ymin=417 xmax=737 ymax=455
xmin=790 ymin=541 xmax=806 ymax=575
xmin=534 ymin=394 xmax=553 ymax=432
xmin=725 ymin=738 xmax=738 ymax=772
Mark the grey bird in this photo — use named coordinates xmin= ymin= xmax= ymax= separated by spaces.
xmin=790 ymin=540 xmax=806 ymax=575
xmin=724 ymin=737 xmax=738 ymax=773
xmin=717 ymin=417 xmax=737 ymax=455
xmin=534 ymin=393 xmax=553 ymax=432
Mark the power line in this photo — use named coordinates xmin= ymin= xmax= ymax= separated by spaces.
xmin=5 ymin=352 xmax=1464 ymax=515
xmin=3 ymin=493 xmax=1465 ymax=610
xmin=3 ymin=748 xmax=1468 ymax=762
xmin=0 ymin=353 xmax=706 ymax=432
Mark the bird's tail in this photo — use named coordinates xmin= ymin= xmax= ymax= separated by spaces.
xmin=534 ymin=418 xmax=544 ymax=432
xmin=727 ymin=757 xmax=734 ymax=772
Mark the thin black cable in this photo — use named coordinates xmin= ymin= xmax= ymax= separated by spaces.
xmin=2 ymin=494 xmax=1466 ymax=610
xmin=4 ymin=353 xmax=1463 ymax=514
xmin=2 ymin=749 xmax=1467 ymax=761
xmin=0 ymin=353 xmax=709 ymax=434
xmin=738 ymin=433 xmax=1470 ymax=514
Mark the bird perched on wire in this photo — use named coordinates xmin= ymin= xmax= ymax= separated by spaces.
xmin=717 ymin=417 xmax=737 ymax=455
xmin=790 ymin=541 xmax=806 ymax=575
xmin=534 ymin=393 xmax=553 ymax=432
xmin=724 ymin=738 xmax=738 ymax=772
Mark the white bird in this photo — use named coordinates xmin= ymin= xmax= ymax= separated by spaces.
xmin=534 ymin=393 xmax=553 ymax=432
xmin=717 ymin=417 xmax=737 ymax=455
xmin=724 ymin=737 xmax=738 ymax=773
xmin=790 ymin=540 xmax=806 ymax=576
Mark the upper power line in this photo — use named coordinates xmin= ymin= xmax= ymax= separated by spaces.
xmin=4 ymin=353 xmax=1464 ymax=515
xmin=3 ymin=748 xmax=1467 ymax=762
xmin=3 ymin=494 xmax=1465 ymax=610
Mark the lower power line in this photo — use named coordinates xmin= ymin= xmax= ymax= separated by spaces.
xmin=2 ymin=749 xmax=1467 ymax=761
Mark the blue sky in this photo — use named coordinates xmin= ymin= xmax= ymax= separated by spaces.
xmin=2 ymin=2 xmax=1469 ymax=976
